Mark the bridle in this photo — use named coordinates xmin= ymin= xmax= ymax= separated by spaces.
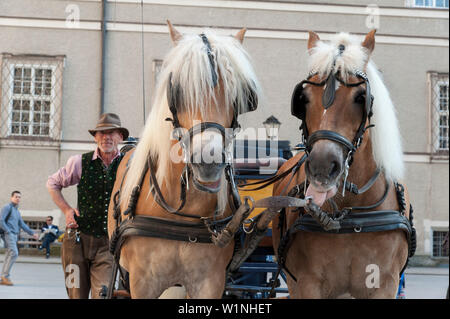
xmin=130 ymin=33 xmax=257 ymax=216
xmin=165 ymin=33 xmax=257 ymax=168
xmin=291 ymin=61 xmax=375 ymax=191
xmin=292 ymin=69 xmax=374 ymax=157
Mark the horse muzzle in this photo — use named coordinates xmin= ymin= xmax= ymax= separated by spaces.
xmin=191 ymin=163 xmax=225 ymax=193
xmin=304 ymin=140 xmax=344 ymax=206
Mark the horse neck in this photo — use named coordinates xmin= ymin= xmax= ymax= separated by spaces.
xmin=338 ymin=137 xmax=388 ymax=209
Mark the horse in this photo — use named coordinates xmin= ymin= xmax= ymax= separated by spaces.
xmin=272 ymin=30 xmax=415 ymax=299
xmin=107 ymin=21 xmax=261 ymax=298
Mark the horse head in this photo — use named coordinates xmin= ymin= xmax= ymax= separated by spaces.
xmin=121 ymin=21 xmax=261 ymax=209
xmin=291 ymin=30 xmax=378 ymax=206
xmin=165 ymin=21 xmax=260 ymax=194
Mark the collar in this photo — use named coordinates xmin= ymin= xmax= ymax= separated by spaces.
xmin=92 ymin=148 xmax=121 ymax=165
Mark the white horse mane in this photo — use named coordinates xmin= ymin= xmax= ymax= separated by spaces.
xmin=121 ymin=29 xmax=261 ymax=209
xmin=307 ymin=32 xmax=404 ymax=181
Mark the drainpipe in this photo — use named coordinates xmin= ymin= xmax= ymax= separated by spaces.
xmin=100 ymin=0 xmax=107 ymax=115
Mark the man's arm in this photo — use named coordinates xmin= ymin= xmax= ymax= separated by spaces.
xmin=18 ymin=215 xmax=36 ymax=237
xmin=47 ymin=154 xmax=82 ymax=228
xmin=0 ymin=205 xmax=11 ymax=233
xmin=47 ymin=189 xmax=80 ymax=228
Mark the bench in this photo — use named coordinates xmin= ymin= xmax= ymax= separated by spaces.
xmin=17 ymin=217 xmax=47 ymax=248
xmin=17 ymin=229 xmax=42 ymax=248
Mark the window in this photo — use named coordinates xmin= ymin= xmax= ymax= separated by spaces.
xmin=432 ymin=230 xmax=449 ymax=257
xmin=429 ymin=72 xmax=449 ymax=157
xmin=0 ymin=54 xmax=65 ymax=146
xmin=23 ymin=219 xmax=46 ymax=231
xmin=409 ymin=0 xmax=449 ymax=7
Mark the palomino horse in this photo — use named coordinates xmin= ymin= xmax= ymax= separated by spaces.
xmin=272 ymin=30 xmax=415 ymax=298
xmin=107 ymin=22 xmax=261 ymax=298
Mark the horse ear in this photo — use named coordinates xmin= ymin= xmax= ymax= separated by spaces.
xmin=167 ymin=20 xmax=182 ymax=45
xmin=362 ymin=29 xmax=376 ymax=54
xmin=234 ymin=28 xmax=247 ymax=44
xmin=307 ymin=31 xmax=320 ymax=53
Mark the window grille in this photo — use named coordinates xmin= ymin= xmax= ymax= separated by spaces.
xmin=429 ymin=72 xmax=449 ymax=157
xmin=432 ymin=230 xmax=449 ymax=257
xmin=0 ymin=53 xmax=65 ymax=147
xmin=24 ymin=220 xmax=46 ymax=231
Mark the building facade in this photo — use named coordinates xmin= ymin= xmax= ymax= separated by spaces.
xmin=0 ymin=0 xmax=448 ymax=261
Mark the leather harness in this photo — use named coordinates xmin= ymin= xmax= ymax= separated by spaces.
xmin=274 ymin=176 xmax=416 ymax=286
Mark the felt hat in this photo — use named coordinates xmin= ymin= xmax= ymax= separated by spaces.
xmin=88 ymin=113 xmax=129 ymax=140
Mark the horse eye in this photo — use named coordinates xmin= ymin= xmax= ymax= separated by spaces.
xmin=300 ymin=94 xmax=310 ymax=105
xmin=354 ymin=93 xmax=365 ymax=105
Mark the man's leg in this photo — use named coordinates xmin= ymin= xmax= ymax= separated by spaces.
xmin=61 ymin=230 xmax=90 ymax=298
xmin=42 ymin=235 xmax=50 ymax=254
xmin=42 ymin=234 xmax=56 ymax=255
xmin=1 ymin=233 xmax=18 ymax=281
xmin=89 ymin=236 xmax=114 ymax=299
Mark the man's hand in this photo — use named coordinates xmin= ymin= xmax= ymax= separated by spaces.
xmin=32 ymin=233 xmax=39 ymax=240
xmin=64 ymin=207 xmax=80 ymax=229
xmin=47 ymin=189 xmax=80 ymax=229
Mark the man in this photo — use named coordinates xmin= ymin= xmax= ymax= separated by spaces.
xmin=0 ymin=191 xmax=39 ymax=286
xmin=47 ymin=113 xmax=128 ymax=299
xmin=39 ymin=216 xmax=60 ymax=259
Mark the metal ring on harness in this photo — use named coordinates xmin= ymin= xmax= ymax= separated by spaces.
xmin=242 ymin=218 xmax=255 ymax=234
xmin=354 ymin=226 xmax=362 ymax=233
xmin=189 ymin=236 xmax=198 ymax=243
xmin=241 ymin=196 xmax=257 ymax=234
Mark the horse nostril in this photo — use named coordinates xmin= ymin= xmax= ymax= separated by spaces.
xmin=329 ymin=161 xmax=340 ymax=179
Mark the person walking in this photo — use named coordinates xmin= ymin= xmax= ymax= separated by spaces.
xmin=47 ymin=113 xmax=128 ymax=299
xmin=0 ymin=191 xmax=39 ymax=286
xmin=38 ymin=216 xmax=60 ymax=259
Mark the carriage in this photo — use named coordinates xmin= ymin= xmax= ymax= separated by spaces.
xmin=223 ymin=140 xmax=292 ymax=299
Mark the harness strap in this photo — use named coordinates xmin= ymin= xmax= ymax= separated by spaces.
xmin=345 ymin=167 xmax=381 ymax=195
xmin=110 ymin=215 xmax=230 ymax=258
xmin=109 ymin=213 xmax=234 ymax=271
xmin=239 ymin=154 xmax=307 ymax=191
xmin=147 ymin=156 xmax=198 ymax=219
xmin=225 ymin=164 xmax=242 ymax=212
xmin=307 ymin=130 xmax=356 ymax=154
xmin=296 ymin=210 xmax=412 ymax=234
xmin=275 ymin=187 xmax=416 ymax=285
xmin=345 ymin=178 xmax=390 ymax=212
xmin=166 ymin=73 xmax=182 ymax=129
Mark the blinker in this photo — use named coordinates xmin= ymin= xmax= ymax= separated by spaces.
xmin=322 ymin=73 xmax=336 ymax=109
xmin=321 ymin=44 xmax=344 ymax=110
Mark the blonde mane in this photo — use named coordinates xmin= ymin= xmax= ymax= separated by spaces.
xmin=121 ymin=29 xmax=261 ymax=208
xmin=307 ymin=32 xmax=404 ymax=181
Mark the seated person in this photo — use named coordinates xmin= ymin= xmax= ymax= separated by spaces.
xmin=39 ymin=216 xmax=60 ymax=258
